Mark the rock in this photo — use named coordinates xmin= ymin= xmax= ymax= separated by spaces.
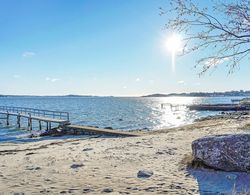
xmin=104 ymin=127 xmax=113 ymax=130
xmin=25 ymin=152 xmax=35 ymax=156
xmin=83 ymin=188 xmax=94 ymax=193
xmin=144 ymin=186 xmax=158 ymax=192
xmin=137 ymin=170 xmax=153 ymax=178
xmin=70 ymin=164 xmax=84 ymax=169
xmin=102 ymin=188 xmax=113 ymax=193
xmin=26 ymin=165 xmax=41 ymax=171
xmin=28 ymin=134 xmax=36 ymax=138
xmin=192 ymin=134 xmax=250 ymax=171
xmin=82 ymin=148 xmax=93 ymax=152
xmin=126 ymin=187 xmax=139 ymax=190
xmin=40 ymin=127 xmax=65 ymax=137
xmin=156 ymin=151 xmax=164 ymax=155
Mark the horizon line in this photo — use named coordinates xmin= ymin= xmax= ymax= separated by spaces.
xmin=1 ymin=90 xmax=250 ymax=97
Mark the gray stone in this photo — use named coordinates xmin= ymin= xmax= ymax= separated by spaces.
xmin=102 ymin=188 xmax=113 ymax=193
xmin=70 ymin=164 xmax=84 ymax=169
xmin=83 ymin=188 xmax=94 ymax=193
xmin=137 ymin=170 xmax=153 ymax=178
xmin=192 ymin=134 xmax=250 ymax=171
xmin=82 ymin=148 xmax=93 ymax=152
xmin=26 ymin=165 xmax=41 ymax=171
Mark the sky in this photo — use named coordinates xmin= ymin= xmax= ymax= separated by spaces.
xmin=0 ymin=0 xmax=249 ymax=96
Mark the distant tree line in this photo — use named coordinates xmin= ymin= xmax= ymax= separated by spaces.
xmin=143 ymin=90 xmax=250 ymax=97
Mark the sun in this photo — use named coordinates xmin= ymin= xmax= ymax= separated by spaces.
xmin=166 ymin=34 xmax=182 ymax=72
xmin=166 ymin=34 xmax=182 ymax=53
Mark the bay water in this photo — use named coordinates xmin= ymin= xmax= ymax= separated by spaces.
xmin=0 ymin=96 xmax=246 ymax=142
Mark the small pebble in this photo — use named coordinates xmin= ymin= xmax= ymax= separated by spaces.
xmin=70 ymin=164 xmax=84 ymax=169
xmin=102 ymin=188 xmax=113 ymax=193
xmin=137 ymin=170 xmax=153 ymax=178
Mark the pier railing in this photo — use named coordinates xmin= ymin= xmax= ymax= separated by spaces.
xmin=0 ymin=106 xmax=69 ymax=121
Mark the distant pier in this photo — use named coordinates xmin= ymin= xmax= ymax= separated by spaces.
xmin=188 ymin=104 xmax=250 ymax=111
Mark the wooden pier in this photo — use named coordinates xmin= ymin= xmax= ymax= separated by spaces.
xmin=0 ymin=106 xmax=70 ymax=131
xmin=0 ymin=106 xmax=140 ymax=137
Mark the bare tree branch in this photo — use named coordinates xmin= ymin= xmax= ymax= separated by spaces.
xmin=162 ymin=0 xmax=250 ymax=74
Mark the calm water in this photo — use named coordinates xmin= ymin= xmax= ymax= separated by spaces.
xmin=0 ymin=96 xmax=247 ymax=142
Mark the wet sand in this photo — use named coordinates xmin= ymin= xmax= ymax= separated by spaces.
xmin=0 ymin=117 xmax=249 ymax=194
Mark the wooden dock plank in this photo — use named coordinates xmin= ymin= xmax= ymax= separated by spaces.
xmin=65 ymin=125 xmax=140 ymax=137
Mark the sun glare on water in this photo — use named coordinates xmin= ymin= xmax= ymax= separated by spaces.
xmin=166 ymin=34 xmax=182 ymax=72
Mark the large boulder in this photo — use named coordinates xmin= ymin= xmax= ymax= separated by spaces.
xmin=192 ymin=134 xmax=250 ymax=172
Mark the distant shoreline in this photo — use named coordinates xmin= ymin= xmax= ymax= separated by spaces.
xmin=142 ymin=91 xmax=250 ymax=98
xmin=1 ymin=90 xmax=250 ymax=98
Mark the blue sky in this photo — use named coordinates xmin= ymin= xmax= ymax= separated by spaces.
xmin=0 ymin=0 xmax=249 ymax=96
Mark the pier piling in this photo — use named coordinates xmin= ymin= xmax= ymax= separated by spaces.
xmin=17 ymin=113 xmax=21 ymax=128
xmin=39 ymin=121 xmax=42 ymax=131
xmin=6 ymin=112 xmax=9 ymax=126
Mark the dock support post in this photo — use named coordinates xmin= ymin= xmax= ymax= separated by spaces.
xmin=6 ymin=112 xmax=9 ymax=126
xmin=17 ymin=113 xmax=21 ymax=128
xmin=46 ymin=122 xmax=48 ymax=131
xmin=28 ymin=118 xmax=30 ymax=130
xmin=48 ymin=122 xmax=51 ymax=130
xmin=39 ymin=121 xmax=42 ymax=131
xmin=28 ymin=113 xmax=32 ymax=131
xmin=30 ymin=119 xmax=32 ymax=131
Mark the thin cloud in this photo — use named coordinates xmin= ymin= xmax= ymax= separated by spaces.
xmin=45 ymin=77 xmax=60 ymax=82
xmin=13 ymin=75 xmax=21 ymax=79
xmin=194 ymin=82 xmax=201 ymax=86
xmin=177 ymin=80 xmax=185 ymax=84
xmin=135 ymin=78 xmax=140 ymax=82
xmin=22 ymin=51 xmax=35 ymax=58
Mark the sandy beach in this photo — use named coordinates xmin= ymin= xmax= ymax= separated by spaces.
xmin=0 ymin=117 xmax=249 ymax=194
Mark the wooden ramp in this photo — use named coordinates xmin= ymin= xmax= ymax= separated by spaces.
xmin=64 ymin=125 xmax=140 ymax=137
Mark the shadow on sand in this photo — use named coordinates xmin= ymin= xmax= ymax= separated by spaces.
xmin=187 ymin=168 xmax=250 ymax=194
